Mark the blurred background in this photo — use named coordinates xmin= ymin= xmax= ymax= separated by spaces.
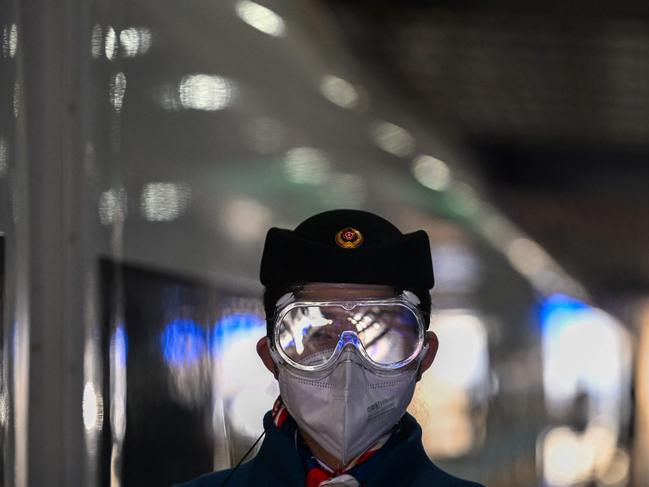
xmin=1 ymin=0 xmax=648 ymax=486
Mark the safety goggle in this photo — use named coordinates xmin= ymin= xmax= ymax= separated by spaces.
xmin=271 ymin=291 xmax=426 ymax=372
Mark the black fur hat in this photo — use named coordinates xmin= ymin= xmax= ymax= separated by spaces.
xmin=260 ymin=209 xmax=435 ymax=334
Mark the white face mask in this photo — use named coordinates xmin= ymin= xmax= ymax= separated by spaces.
xmin=274 ymin=347 xmax=419 ymax=465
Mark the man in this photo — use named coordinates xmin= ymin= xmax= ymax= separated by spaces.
xmin=175 ymin=209 xmax=485 ymax=486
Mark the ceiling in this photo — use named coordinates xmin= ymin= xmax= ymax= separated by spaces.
xmin=323 ymin=0 xmax=649 ymax=303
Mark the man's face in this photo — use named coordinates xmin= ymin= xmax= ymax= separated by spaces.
xmin=255 ymin=281 xmax=439 ymax=467
xmin=277 ymin=283 xmax=420 ymax=369
xmin=257 ymin=282 xmax=439 ymax=380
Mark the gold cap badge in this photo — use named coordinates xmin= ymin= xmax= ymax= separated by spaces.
xmin=335 ymin=227 xmax=363 ymax=249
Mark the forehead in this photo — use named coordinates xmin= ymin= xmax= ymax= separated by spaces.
xmin=295 ymin=282 xmax=398 ymax=301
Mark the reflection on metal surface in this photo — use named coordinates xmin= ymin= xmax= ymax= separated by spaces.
xmin=13 ymin=80 xmax=20 ymax=118
xmin=371 ymin=121 xmax=415 ymax=157
xmin=1 ymin=25 xmax=8 ymax=57
xmin=162 ymin=319 xmax=211 ymax=406
xmin=0 ymin=136 xmax=7 ymax=177
xmin=105 ymin=26 xmax=117 ymax=60
xmin=91 ymin=24 xmax=102 ymax=59
xmin=98 ymin=187 xmax=127 ymax=225
xmin=284 ymin=147 xmax=330 ymax=184
xmin=235 ymin=0 xmax=286 ymax=38
xmin=1 ymin=24 xmax=17 ymax=58
xmin=179 ymin=75 xmax=234 ymax=111
xmin=14 ymin=316 xmax=30 ymax=487
xmin=9 ymin=24 xmax=16 ymax=57
xmin=412 ymin=154 xmax=451 ymax=191
xmin=0 ymin=387 xmax=6 ymax=427
xmin=110 ymin=72 xmax=127 ymax=113
xmin=156 ymin=75 xmax=236 ymax=111
xmin=83 ymin=381 xmax=104 ymax=432
xmin=212 ymin=309 xmax=275 ymax=441
xmin=320 ymin=75 xmax=359 ymax=109
xmin=83 ymin=268 xmax=103 ymax=481
xmin=161 ymin=319 xmax=207 ymax=367
xmin=211 ymin=312 xmax=264 ymax=357
xmin=110 ymin=325 xmax=128 ymax=441
xmin=221 ymin=198 xmax=272 ymax=243
xmin=99 ymin=262 xmax=218 ymax=482
xmin=119 ymin=27 xmax=152 ymax=58
xmin=140 ymin=182 xmax=191 ymax=222
xmin=109 ymin=323 xmax=127 ymax=485
xmin=110 ymin=448 xmax=122 ymax=487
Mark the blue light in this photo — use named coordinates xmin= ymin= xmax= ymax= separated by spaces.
xmin=112 ymin=325 xmax=128 ymax=367
xmin=211 ymin=312 xmax=264 ymax=356
xmin=161 ymin=318 xmax=206 ymax=366
xmin=539 ymin=294 xmax=590 ymax=333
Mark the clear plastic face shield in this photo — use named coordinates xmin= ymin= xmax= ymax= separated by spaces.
xmin=270 ymin=285 xmax=427 ymax=373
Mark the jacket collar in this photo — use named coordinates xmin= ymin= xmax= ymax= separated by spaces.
xmin=248 ymin=411 xmax=307 ymax=486
xmin=248 ymin=412 xmax=431 ymax=487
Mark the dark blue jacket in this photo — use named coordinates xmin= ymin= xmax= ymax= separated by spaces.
xmin=173 ymin=412 xmax=485 ymax=487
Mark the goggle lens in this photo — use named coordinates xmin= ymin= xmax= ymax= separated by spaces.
xmin=276 ymin=303 xmax=422 ymax=368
